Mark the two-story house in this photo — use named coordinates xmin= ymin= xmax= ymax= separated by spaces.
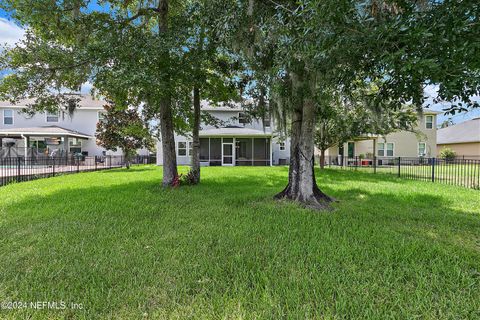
xmin=156 ymin=101 xmax=290 ymax=166
xmin=324 ymin=110 xmax=441 ymax=163
xmin=0 ymin=95 xmax=146 ymax=158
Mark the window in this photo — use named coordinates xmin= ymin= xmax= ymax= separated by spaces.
xmin=46 ymin=111 xmax=59 ymax=122
xmin=238 ymin=112 xmax=248 ymax=124
xmin=378 ymin=142 xmax=394 ymax=157
xmin=177 ymin=142 xmax=187 ymax=156
xmin=69 ymin=138 xmax=82 ymax=147
xmin=418 ymin=142 xmax=426 ymax=157
xmin=3 ymin=109 xmax=13 ymax=125
xmin=279 ymin=142 xmax=286 ymax=151
xmin=264 ymin=117 xmax=271 ymax=127
xmin=425 ymin=115 xmax=433 ymax=129
xmin=98 ymin=111 xmax=106 ymax=122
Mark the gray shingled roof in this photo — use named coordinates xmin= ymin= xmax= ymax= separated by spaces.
xmin=437 ymin=118 xmax=480 ymax=144
xmin=0 ymin=126 xmax=92 ymax=139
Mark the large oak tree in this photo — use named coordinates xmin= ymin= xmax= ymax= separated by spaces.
xmin=210 ymin=0 xmax=479 ymax=209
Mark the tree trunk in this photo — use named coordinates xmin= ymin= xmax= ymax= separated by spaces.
xmin=319 ymin=148 xmax=326 ymax=169
xmin=158 ymin=0 xmax=178 ymax=187
xmin=190 ymin=86 xmax=201 ymax=184
xmin=274 ymin=70 xmax=333 ymax=210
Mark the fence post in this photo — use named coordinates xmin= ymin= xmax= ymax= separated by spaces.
xmin=397 ymin=157 xmax=401 ymax=177
xmin=95 ymin=156 xmax=97 ymax=171
xmin=17 ymin=156 xmax=21 ymax=182
xmin=373 ymin=156 xmax=377 ymax=174
xmin=77 ymin=156 xmax=80 ymax=173
xmin=52 ymin=157 xmax=55 ymax=177
xmin=431 ymin=157 xmax=435 ymax=182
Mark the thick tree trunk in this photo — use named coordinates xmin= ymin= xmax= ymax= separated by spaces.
xmin=190 ymin=86 xmax=201 ymax=184
xmin=124 ymin=152 xmax=131 ymax=169
xmin=319 ymin=148 xmax=326 ymax=169
xmin=157 ymin=0 xmax=178 ymax=187
xmin=274 ymin=71 xmax=333 ymax=210
xmin=159 ymin=99 xmax=178 ymax=186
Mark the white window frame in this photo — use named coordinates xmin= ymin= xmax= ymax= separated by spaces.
xmin=98 ymin=111 xmax=107 ymax=122
xmin=45 ymin=110 xmax=59 ymax=123
xmin=177 ymin=141 xmax=187 ymax=157
xmin=377 ymin=142 xmax=395 ymax=157
xmin=418 ymin=142 xmax=427 ymax=157
xmin=69 ymin=138 xmax=82 ymax=147
xmin=425 ymin=115 xmax=434 ymax=129
xmin=279 ymin=142 xmax=286 ymax=151
xmin=3 ymin=109 xmax=14 ymax=125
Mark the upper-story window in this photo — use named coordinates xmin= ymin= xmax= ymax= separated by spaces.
xmin=279 ymin=142 xmax=286 ymax=151
xmin=238 ymin=112 xmax=248 ymax=124
xmin=378 ymin=142 xmax=394 ymax=157
xmin=264 ymin=117 xmax=271 ymax=127
xmin=98 ymin=111 xmax=107 ymax=122
xmin=3 ymin=109 xmax=13 ymax=125
xmin=425 ymin=115 xmax=434 ymax=129
xmin=46 ymin=111 xmax=59 ymax=122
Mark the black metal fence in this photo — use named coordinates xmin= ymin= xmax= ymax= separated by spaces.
xmin=322 ymin=156 xmax=480 ymax=190
xmin=0 ymin=155 xmax=156 ymax=187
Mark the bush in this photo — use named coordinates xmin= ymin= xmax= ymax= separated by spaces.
xmin=440 ymin=147 xmax=456 ymax=161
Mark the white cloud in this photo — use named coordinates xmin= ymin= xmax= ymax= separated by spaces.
xmin=0 ymin=18 xmax=25 ymax=47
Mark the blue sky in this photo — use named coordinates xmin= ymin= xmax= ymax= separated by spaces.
xmin=1 ymin=7 xmax=479 ymax=125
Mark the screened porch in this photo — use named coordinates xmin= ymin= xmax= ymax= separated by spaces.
xmin=199 ymin=137 xmax=272 ymax=166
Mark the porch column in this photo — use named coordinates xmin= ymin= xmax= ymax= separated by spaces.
xmin=64 ymin=136 xmax=70 ymax=154
xmin=251 ymin=138 xmax=254 ymax=166
xmin=269 ymin=137 xmax=272 ymax=166
xmin=23 ymin=135 xmax=29 ymax=158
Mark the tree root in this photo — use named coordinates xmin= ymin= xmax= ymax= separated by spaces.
xmin=274 ymin=183 xmax=336 ymax=211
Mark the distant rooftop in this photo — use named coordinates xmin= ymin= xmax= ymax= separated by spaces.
xmin=437 ymin=118 xmax=480 ymax=144
xmin=0 ymin=94 xmax=106 ymax=110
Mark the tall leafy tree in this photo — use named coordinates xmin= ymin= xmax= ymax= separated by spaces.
xmin=96 ymin=103 xmax=155 ymax=169
xmin=0 ymin=0 xmax=191 ymax=186
xmin=210 ymin=0 xmax=479 ymax=209
xmin=180 ymin=0 xmax=240 ymax=184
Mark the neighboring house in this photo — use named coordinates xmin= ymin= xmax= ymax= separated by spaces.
xmin=437 ymin=117 xmax=480 ymax=157
xmin=156 ymin=101 xmax=290 ymax=166
xmin=0 ymin=95 xmax=149 ymax=158
xmin=324 ymin=110 xmax=441 ymax=162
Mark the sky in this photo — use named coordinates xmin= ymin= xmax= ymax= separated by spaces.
xmin=1 ymin=7 xmax=479 ymax=125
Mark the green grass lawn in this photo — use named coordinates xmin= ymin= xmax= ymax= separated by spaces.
xmin=1 ymin=166 xmax=479 ymax=319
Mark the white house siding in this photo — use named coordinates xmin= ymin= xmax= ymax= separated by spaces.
xmin=156 ymin=107 xmax=290 ymax=166
xmin=0 ymin=98 xmax=150 ymax=157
